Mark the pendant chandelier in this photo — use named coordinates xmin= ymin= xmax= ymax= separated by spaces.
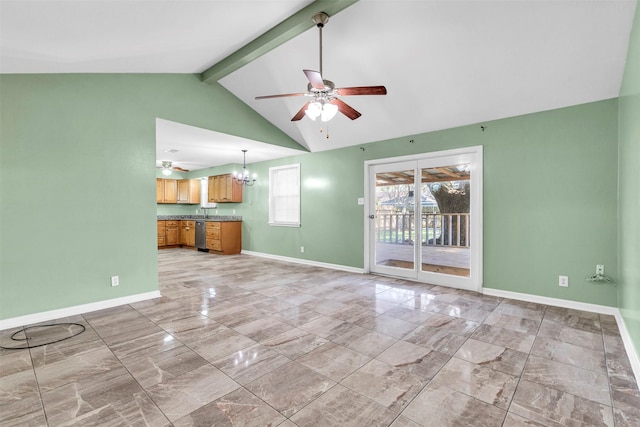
xmin=233 ymin=150 xmax=256 ymax=186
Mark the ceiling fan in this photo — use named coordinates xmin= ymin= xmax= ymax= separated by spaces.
xmin=158 ymin=160 xmax=188 ymax=176
xmin=255 ymin=12 xmax=387 ymax=122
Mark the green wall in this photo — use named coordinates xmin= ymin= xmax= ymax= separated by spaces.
xmin=0 ymin=73 xmax=622 ymax=321
xmin=618 ymin=2 xmax=640 ymax=358
xmin=0 ymin=74 xmax=302 ymax=320
xmin=226 ymin=100 xmax=619 ymax=307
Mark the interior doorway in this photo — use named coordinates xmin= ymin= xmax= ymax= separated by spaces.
xmin=365 ymin=146 xmax=483 ymax=292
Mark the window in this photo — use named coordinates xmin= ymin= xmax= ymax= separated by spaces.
xmin=269 ymin=163 xmax=300 ymax=227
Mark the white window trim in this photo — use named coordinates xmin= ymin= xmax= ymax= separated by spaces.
xmin=268 ymin=163 xmax=301 ymax=227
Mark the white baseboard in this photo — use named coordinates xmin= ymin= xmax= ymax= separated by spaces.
xmin=241 ymin=250 xmax=364 ymax=274
xmin=613 ymin=312 xmax=640 ymax=389
xmin=483 ymin=287 xmax=640 ymax=385
xmin=0 ymin=291 xmax=162 ymax=331
xmin=482 ymin=288 xmax=619 ymax=315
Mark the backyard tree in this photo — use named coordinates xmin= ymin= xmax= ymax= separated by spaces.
xmin=430 ymin=181 xmax=470 ymax=246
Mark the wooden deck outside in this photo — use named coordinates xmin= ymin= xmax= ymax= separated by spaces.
xmin=376 ymin=243 xmax=470 ymax=277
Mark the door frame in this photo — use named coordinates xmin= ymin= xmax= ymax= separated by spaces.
xmin=363 ymin=145 xmax=483 ymax=292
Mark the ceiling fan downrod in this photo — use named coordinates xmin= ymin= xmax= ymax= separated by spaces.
xmin=312 ymin=12 xmax=330 ymax=76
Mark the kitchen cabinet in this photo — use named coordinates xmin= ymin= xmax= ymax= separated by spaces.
xmin=206 ymin=221 xmax=241 ymax=254
xmin=165 ymin=220 xmax=179 ymax=246
xmin=156 ymin=178 xmax=178 ymax=203
xmin=156 ymin=179 xmax=164 ymax=203
xmin=177 ymin=179 xmax=200 ymax=204
xmin=180 ymin=220 xmax=196 ymax=247
xmin=208 ymin=174 xmax=242 ymax=203
xmin=157 ymin=220 xmax=166 ymax=247
xmin=158 ymin=220 xmax=179 ymax=247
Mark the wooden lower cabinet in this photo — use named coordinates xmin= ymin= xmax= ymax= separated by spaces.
xmin=206 ymin=221 xmax=241 ymax=254
xmin=159 ymin=219 xmax=240 ymax=253
xmin=158 ymin=220 xmax=179 ymax=248
xmin=180 ymin=220 xmax=196 ymax=247
xmin=157 ymin=220 xmax=166 ymax=247
xmin=165 ymin=220 xmax=179 ymax=246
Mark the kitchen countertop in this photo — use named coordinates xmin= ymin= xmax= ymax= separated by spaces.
xmin=157 ymin=215 xmax=242 ymax=222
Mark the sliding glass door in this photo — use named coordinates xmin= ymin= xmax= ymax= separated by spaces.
xmin=366 ymin=147 xmax=482 ymax=291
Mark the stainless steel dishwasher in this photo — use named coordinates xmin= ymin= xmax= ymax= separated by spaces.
xmin=195 ymin=220 xmax=207 ymax=251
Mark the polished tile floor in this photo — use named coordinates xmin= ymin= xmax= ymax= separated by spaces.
xmin=1 ymin=249 xmax=639 ymax=426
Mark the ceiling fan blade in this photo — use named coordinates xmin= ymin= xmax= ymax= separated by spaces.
xmin=303 ymin=69 xmax=325 ymax=90
xmin=255 ymin=93 xmax=306 ymax=100
xmin=291 ymin=101 xmax=311 ymax=121
xmin=335 ymin=86 xmax=387 ymax=96
xmin=331 ymin=99 xmax=362 ymax=120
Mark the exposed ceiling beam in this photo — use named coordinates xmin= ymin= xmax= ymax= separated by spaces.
xmin=201 ymin=0 xmax=358 ymax=84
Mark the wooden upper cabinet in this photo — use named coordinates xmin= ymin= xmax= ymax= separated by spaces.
xmin=163 ymin=179 xmax=178 ymax=203
xmin=177 ymin=179 xmax=200 ymax=204
xmin=208 ymin=174 xmax=242 ymax=203
xmin=156 ymin=179 xmax=164 ymax=203
xmin=156 ymin=178 xmax=178 ymax=204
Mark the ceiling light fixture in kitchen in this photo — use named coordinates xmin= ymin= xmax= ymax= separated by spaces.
xmin=161 ymin=161 xmax=173 ymax=176
xmin=233 ymin=150 xmax=256 ymax=186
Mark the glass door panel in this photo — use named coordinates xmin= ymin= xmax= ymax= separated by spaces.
xmin=419 ymin=164 xmax=471 ymax=277
xmin=370 ymin=163 xmax=417 ymax=279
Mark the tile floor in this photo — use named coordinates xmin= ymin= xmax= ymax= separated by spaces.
xmin=1 ymin=249 xmax=639 ymax=426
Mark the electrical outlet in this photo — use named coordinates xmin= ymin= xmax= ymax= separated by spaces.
xmin=300 ymin=246 xmax=305 ymax=253
xmin=596 ymin=264 xmax=605 ymax=275
xmin=558 ymin=275 xmax=569 ymax=287
xmin=111 ymin=275 xmax=119 ymax=287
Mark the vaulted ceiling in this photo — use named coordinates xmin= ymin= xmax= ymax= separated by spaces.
xmin=1 ymin=0 xmax=636 ymax=167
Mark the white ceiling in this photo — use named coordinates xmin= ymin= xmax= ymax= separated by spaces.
xmin=156 ymin=118 xmax=304 ymax=172
xmin=0 ymin=0 xmax=313 ymax=73
xmin=2 ymin=0 xmax=637 ymax=162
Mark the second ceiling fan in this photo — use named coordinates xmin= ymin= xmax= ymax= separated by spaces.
xmin=255 ymin=12 xmax=387 ymax=122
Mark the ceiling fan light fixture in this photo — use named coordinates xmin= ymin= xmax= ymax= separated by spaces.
xmin=320 ymin=102 xmax=338 ymax=122
xmin=254 ymin=11 xmax=386 ymax=124
xmin=161 ymin=160 xmax=173 ymax=175
xmin=305 ymin=101 xmax=322 ymax=120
